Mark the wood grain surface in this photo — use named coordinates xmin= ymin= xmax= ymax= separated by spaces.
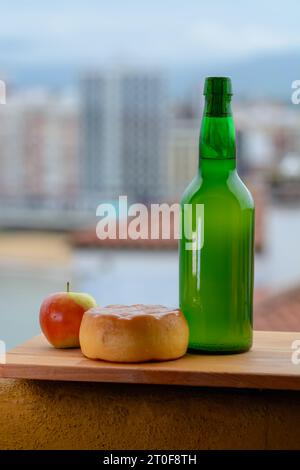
xmin=1 ymin=331 xmax=300 ymax=390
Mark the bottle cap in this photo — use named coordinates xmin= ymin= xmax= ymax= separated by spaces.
xmin=204 ymin=77 xmax=232 ymax=96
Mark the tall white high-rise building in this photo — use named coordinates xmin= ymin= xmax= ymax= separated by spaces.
xmin=80 ymin=70 xmax=167 ymax=204
xmin=167 ymin=118 xmax=199 ymax=201
xmin=0 ymin=90 xmax=79 ymax=206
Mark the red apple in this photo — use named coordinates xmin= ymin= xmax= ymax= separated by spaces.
xmin=39 ymin=283 xmax=97 ymax=348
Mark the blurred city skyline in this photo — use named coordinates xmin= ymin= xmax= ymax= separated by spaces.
xmin=0 ymin=67 xmax=299 ymax=235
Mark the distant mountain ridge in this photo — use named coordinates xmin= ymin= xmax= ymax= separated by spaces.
xmin=1 ymin=50 xmax=299 ymax=100
xmin=170 ymin=50 xmax=300 ymax=100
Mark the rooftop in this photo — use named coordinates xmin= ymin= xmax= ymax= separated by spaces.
xmin=255 ymin=285 xmax=300 ymax=332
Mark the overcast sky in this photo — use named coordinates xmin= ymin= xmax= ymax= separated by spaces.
xmin=0 ymin=1 xmax=299 ymax=67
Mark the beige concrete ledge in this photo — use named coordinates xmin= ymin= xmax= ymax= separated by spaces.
xmin=0 ymin=379 xmax=300 ymax=449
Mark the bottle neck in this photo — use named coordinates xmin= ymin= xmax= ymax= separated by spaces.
xmin=199 ymin=94 xmax=236 ymax=175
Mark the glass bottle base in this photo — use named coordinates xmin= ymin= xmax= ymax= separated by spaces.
xmin=188 ymin=343 xmax=252 ymax=355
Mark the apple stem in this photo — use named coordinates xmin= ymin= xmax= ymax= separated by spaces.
xmin=67 ymin=281 xmax=70 ymax=293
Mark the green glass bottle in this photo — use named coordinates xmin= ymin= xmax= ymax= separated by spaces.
xmin=179 ymin=77 xmax=254 ymax=353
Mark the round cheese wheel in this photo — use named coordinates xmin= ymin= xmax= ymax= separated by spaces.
xmin=79 ymin=304 xmax=189 ymax=363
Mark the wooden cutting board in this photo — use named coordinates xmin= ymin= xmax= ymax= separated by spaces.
xmin=1 ymin=331 xmax=300 ymax=390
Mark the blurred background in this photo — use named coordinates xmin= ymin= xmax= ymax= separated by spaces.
xmin=1 ymin=0 xmax=300 ymax=348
